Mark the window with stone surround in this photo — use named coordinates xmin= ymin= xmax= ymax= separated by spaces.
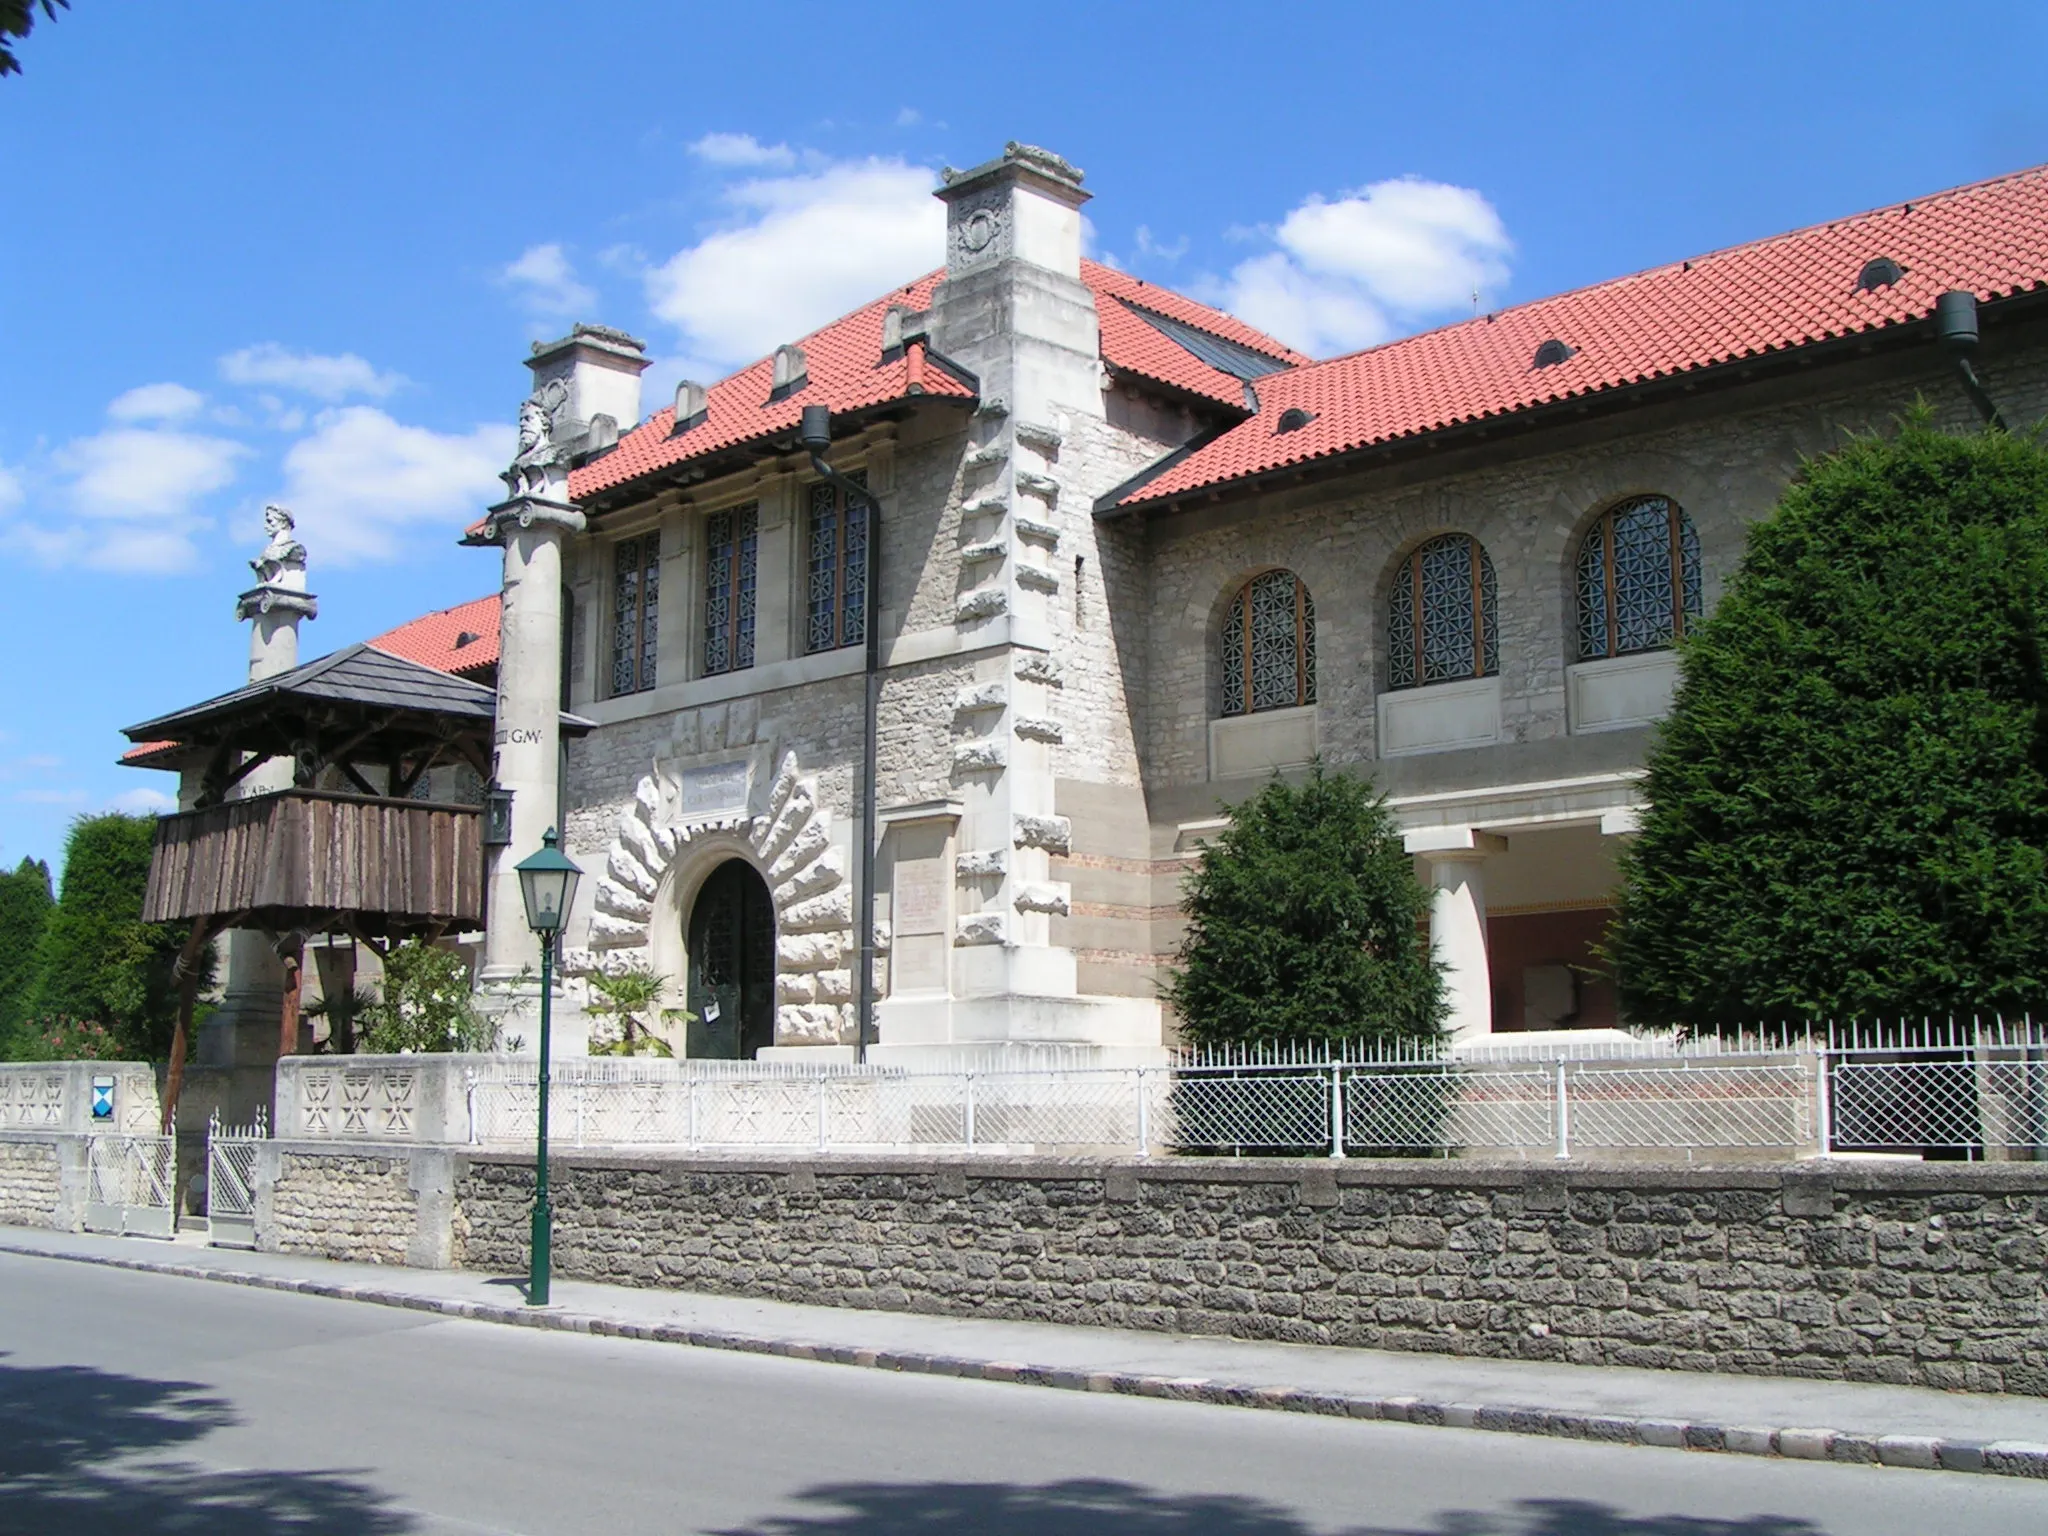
xmin=702 ymin=502 xmax=758 ymax=677
xmin=1218 ymin=569 xmax=1316 ymax=717
xmin=1576 ymin=495 xmax=1702 ymax=660
xmin=609 ymin=532 xmax=659 ymax=697
xmin=1388 ymin=533 xmax=1498 ymax=690
xmin=805 ymin=472 xmax=868 ymax=654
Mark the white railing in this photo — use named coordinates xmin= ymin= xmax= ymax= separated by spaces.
xmin=273 ymin=1018 xmax=2048 ymax=1161
xmin=205 ymin=1108 xmax=267 ymax=1249
xmin=83 ymin=1133 xmax=176 ymax=1236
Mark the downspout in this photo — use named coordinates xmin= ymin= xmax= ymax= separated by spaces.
xmin=799 ymin=404 xmax=880 ymax=1062
xmin=1935 ymin=290 xmax=2008 ymax=431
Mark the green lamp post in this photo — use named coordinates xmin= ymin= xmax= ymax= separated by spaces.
xmin=514 ymin=826 xmax=582 ymax=1306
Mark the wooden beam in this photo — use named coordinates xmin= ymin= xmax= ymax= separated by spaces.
xmin=159 ymin=913 xmax=239 ymax=1134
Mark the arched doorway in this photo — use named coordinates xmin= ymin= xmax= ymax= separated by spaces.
xmin=685 ymin=858 xmax=776 ymax=1059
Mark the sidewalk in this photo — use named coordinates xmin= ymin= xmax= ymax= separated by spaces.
xmin=4 ymin=1224 xmax=2045 ymax=1481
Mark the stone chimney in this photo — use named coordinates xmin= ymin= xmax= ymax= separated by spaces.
xmin=526 ymin=324 xmax=652 ymax=443
xmin=937 ymin=142 xmax=1090 ymax=281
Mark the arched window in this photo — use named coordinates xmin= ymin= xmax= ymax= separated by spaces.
xmin=1218 ymin=569 xmax=1316 ymax=717
xmin=1576 ymin=495 xmax=1702 ymax=660
xmin=1388 ymin=534 xmax=1498 ymax=690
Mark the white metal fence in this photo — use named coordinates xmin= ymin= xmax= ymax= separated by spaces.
xmin=435 ymin=1018 xmax=2048 ymax=1161
xmin=205 ymin=1108 xmax=267 ymax=1249
xmin=83 ymin=1133 xmax=176 ymax=1236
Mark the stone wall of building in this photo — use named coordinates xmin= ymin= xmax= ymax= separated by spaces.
xmin=444 ymin=1152 xmax=2048 ymax=1396
xmin=1137 ymin=342 xmax=2048 ymax=797
xmin=0 ymin=1137 xmax=63 ymax=1228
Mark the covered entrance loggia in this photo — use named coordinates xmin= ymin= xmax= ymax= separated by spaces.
xmin=685 ymin=858 xmax=776 ymax=1059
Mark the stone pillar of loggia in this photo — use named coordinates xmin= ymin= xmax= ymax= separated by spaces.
xmin=1405 ymin=827 xmax=1506 ymax=1045
xmin=204 ymin=505 xmax=319 ymax=1070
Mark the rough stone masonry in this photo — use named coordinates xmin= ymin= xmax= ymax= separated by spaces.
xmin=250 ymin=1145 xmax=2048 ymax=1396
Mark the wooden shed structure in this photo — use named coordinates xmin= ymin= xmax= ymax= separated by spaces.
xmin=120 ymin=644 xmax=592 ymax=1125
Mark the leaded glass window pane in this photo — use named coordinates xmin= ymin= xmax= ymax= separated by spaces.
xmin=1219 ymin=591 xmax=1246 ymax=716
xmin=1217 ymin=570 xmax=1312 ymax=717
xmin=735 ymin=503 xmax=758 ymax=670
xmin=610 ymin=533 xmax=659 ymax=696
xmin=1575 ymin=496 xmax=1700 ymax=660
xmin=1390 ymin=534 xmax=1496 ymax=690
xmin=805 ymin=472 xmax=869 ymax=654
xmin=1576 ymin=522 xmax=1609 ymax=660
xmin=704 ymin=511 xmax=734 ymax=676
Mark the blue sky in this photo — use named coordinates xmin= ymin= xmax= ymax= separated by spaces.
xmin=3 ymin=1 xmax=2045 ymax=873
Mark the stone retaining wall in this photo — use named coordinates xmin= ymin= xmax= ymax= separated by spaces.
xmin=248 ymin=1143 xmax=2048 ymax=1396
xmin=0 ymin=1138 xmax=63 ymax=1228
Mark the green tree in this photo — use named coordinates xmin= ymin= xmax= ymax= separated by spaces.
xmin=27 ymin=814 xmax=197 ymax=1060
xmin=0 ymin=856 xmax=55 ymax=1053
xmin=1611 ymin=420 xmax=2048 ymax=1026
xmin=358 ymin=940 xmax=497 ymax=1054
xmin=1164 ymin=765 xmax=1445 ymax=1046
xmin=0 ymin=0 xmax=67 ymax=77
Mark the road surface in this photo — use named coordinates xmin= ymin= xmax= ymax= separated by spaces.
xmin=0 ymin=1249 xmax=2038 ymax=1534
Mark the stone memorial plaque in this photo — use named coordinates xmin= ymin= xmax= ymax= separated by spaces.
xmin=680 ymin=760 xmax=750 ymax=817
xmin=894 ymin=861 xmax=946 ymax=935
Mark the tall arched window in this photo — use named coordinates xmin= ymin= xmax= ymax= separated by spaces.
xmin=1388 ymin=534 xmax=1498 ymax=690
xmin=1576 ymin=495 xmax=1702 ymax=660
xmin=1218 ymin=569 xmax=1316 ymax=717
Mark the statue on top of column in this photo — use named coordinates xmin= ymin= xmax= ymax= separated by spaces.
xmin=250 ymin=504 xmax=308 ymax=590
xmin=505 ymin=385 xmax=569 ymax=499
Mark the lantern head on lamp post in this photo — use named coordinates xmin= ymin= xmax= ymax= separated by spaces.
xmin=514 ymin=827 xmax=582 ymax=1306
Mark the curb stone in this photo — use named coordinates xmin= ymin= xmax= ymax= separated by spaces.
xmin=6 ymin=1240 xmax=2047 ymax=1483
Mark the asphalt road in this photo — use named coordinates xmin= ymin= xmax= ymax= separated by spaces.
xmin=0 ymin=1250 xmax=2040 ymax=1536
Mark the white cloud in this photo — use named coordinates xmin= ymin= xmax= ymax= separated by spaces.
xmin=277 ymin=406 xmax=512 ymax=563
xmin=108 ymin=382 xmax=205 ymax=423
xmin=6 ymin=420 xmax=252 ymax=572
xmin=107 ymin=786 xmax=176 ymax=815
xmin=0 ymin=460 xmax=22 ymax=515
xmin=498 ymin=242 xmax=596 ymax=322
xmin=689 ymin=131 xmax=797 ymax=169
xmin=893 ymin=108 xmax=922 ymax=128
xmin=1221 ymin=177 xmax=1512 ymax=357
xmin=14 ymin=788 xmax=88 ymax=807
xmin=646 ymin=157 xmax=942 ymax=371
xmin=219 ymin=343 xmax=403 ymax=402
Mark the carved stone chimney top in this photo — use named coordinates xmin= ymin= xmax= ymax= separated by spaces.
xmin=936 ymin=142 xmax=1091 ymax=281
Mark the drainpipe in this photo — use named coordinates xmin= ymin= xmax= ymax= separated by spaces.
xmin=1935 ymin=290 xmax=2007 ymax=431
xmin=799 ymin=405 xmax=880 ymax=1062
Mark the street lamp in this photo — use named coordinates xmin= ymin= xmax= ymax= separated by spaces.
xmin=515 ymin=826 xmax=582 ymax=1306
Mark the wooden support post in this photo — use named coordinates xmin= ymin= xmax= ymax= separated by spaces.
xmin=277 ymin=933 xmax=305 ymax=1061
xmin=160 ymin=919 xmax=221 ymax=1135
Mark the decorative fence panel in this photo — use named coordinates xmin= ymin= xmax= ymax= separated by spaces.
xmin=278 ymin=1019 xmax=2048 ymax=1162
xmin=84 ymin=1133 xmax=176 ymax=1237
xmin=205 ymin=1108 xmax=267 ymax=1249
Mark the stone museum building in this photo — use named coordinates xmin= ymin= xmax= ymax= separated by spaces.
xmin=127 ymin=144 xmax=2048 ymax=1063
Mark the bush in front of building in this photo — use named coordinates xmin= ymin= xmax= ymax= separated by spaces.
xmin=21 ymin=814 xmax=198 ymax=1061
xmin=1611 ymin=419 xmax=2048 ymax=1026
xmin=0 ymin=856 xmax=55 ymax=1054
xmin=1165 ymin=764 xmax=1446 ymax=1046
xmin=357 ymin=939 xmax=498 ymax=1053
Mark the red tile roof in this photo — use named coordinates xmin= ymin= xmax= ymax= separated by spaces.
xmin=1110 ymin=163 xmax=2048 ymax=511
xmin=367 ymin=594 xmax=501 ymax=678
xmin=120 ymin=740 xmax=183 ymax=767
xmin=567 ymin=263 xmax=1303 ymax=503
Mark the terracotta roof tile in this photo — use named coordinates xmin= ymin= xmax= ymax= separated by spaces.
xmin=1111 ymin=163 xmax=2048 ymax=510
xmin=367 ymin=594 xmax=501 ymax=678
xmin=566 ymin=262 xmax=1304 ymax=504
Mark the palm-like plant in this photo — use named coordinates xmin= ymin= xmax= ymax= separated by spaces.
xmin=585 ymin=964 xmax=689 ymax=1057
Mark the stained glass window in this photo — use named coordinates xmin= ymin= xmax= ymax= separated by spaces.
xmin=805 ymin=471 xmax=869 ymax=654
xmin=1388 ymin=534 xmax=1497 ymax=690
xmin=1575 ymin=496 xmax=1702 ymax=661
xmin=703 ymin=502 xmax=759 ymax=676
xmin=609 ymin=532 xmax=660 ymax=697
xmin=1218 ymin=569 xmax=1316 ymax=717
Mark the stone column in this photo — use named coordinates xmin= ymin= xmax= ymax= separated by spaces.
xmin=475 ymin=499 xmax=581 ymax=986
xmin=1406 ymin=827 xmax=1506 ymax=1044
xmin=203 ymin=507 xmax=318 ymax=1073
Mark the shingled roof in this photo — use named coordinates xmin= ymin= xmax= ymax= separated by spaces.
xmin=567 ymin=263 xmax=1302 ymax=505
xmin=1103 ymin=162 xmax=2048 ymax=514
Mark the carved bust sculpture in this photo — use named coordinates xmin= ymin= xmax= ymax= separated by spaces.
xmin=507 ymin=391 xmax=565 ymax=498
xmin=250 ymin=504 xmax=308 ymax=587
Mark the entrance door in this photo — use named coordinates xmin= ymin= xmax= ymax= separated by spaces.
xmin=685 ymin=859 xmax=776 ymax=1059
